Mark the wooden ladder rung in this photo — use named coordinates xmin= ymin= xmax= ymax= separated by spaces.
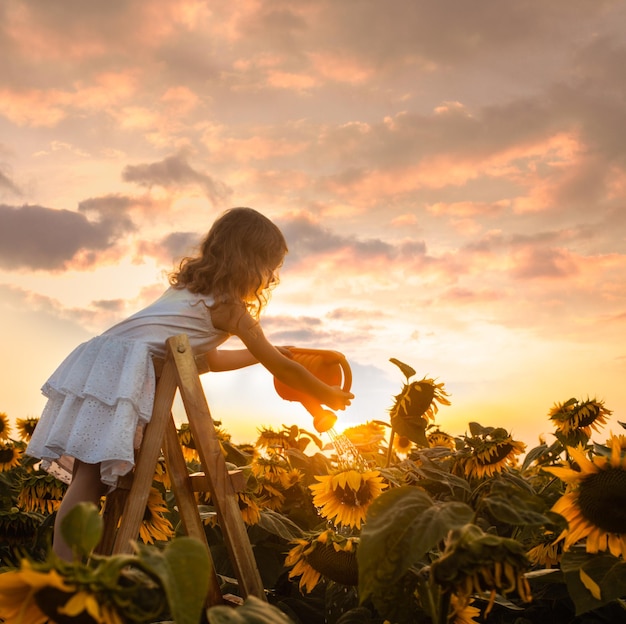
xmin=189 ymin=470 xmax=247 ymax=493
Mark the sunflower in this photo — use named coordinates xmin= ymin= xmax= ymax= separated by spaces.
xmin=390 ymin=377 xmax=451 ymax=423
xmin=459 ymin=426 xmax=526 ymax=479
xmin=255 ymin=425 xmax=310 ymax=455
xmin=432 ymin=524 xmax=532 ymax=617
xmin=548 ymin=397 xmax=611 ymax=441
xmin=450 ymin=594 xmax=481 ymax=624
xmin=252 ymin=455 xmax=291 ymax=485
xmin=55 ymin=590 xmax=125 ymax=624
xmin=0 ymin=510 xmax=45 ymax=549
xmin=608 ymin=433 xmax=626 ymax=451
xmin=285 ymin=538 xmax=323 ymax=594
xmin=281 ymin=468 xmax=304 ymax=490
xmin=310 ymin=467 xmax=387 ymax=529
xmin=393 ymin=435 xmax=413 ymax=456
xmin=526 ymin=534 xmax=563 ymax=568
xmin=0 ymin=442 xmax=22 ymax=472
xmin=428 ymin=429 xmax=456 ymax=450
xmin=15 ymin=416 xmax=39 ymax=441
xmin=17 ymin=473 xmax=66 ymax=514
xmin=236 ymin=442 xmax=257 ymax=457
xmin=342 ymin=421 xmax=387 ymax=454
xmin=255 ymin=481 xmax=285 ymax=511
xmin=238 ymin=491 xmax=262 ymax=525
xmin=543 ymin=436 xmax=626 ymax=558
xmin=0 ymin=412 xmax=11 ymax=439
xmin=214 ymin=424 xmax=232 ymax=443
xmin=138 ymin=487 xmax=174 ymax=544
xmin=285 ymin=529 xmax=359 ymax=593
xmin=0 ymin=559 xmax=73 ymax=624
xmin=177 ymin=422 xmax=199 ymax=462
xmin=152 ymin=457 xmax=171 ymax=490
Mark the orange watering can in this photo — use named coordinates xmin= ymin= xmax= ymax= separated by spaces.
xmin=274 ymin=347 xmax=352 ymax=433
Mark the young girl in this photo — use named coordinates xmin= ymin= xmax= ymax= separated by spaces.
xmin=27 ymin=207 xmax=354 ymax=560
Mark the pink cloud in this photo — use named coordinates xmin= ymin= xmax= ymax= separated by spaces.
xmin=0 ymin=72 xmax=137 ymax=127
xmin=308 ymin=52 xmax=374 ymax=84
xmin=427 ymin=200 xmax=509 ymax=218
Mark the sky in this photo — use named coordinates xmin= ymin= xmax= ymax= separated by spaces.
xmin=1 ymin=0 xmax=625 ymax=450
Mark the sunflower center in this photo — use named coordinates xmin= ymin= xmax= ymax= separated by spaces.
xmin=0 ymin=447 xmax=15 ymax=463
xmin=305 ymin=543 xmax=358 ymax=586
xmin=577 ymin=469 xmax=626 ymax=533
xmin=477 ymin=443 xmax=513 ymax=465
xmin=574 ymin=408 xmax=601 ymax=427
xmin=335 ymin=483 xmax=372 ymax=507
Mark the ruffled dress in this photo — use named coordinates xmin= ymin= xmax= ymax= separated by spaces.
xmin=26 ymin=287 xmax=230 ymax=487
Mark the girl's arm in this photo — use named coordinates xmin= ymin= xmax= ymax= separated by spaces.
xmin=204 ymin=345 xmax=294 ymax=372
xmin=210 ymin=303 xmax=353 ymax=411
xmin=204 ymin=348 xmax=257 ymax=372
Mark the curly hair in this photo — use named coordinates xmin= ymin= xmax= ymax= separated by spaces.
xmin=169 ymin=207 xmax=288 ymax=318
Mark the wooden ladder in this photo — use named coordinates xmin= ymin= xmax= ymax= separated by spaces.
xmin=97 ymin=333 xmax=266 ymax=606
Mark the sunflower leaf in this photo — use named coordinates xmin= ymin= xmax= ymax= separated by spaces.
xmin=255 ymin=509 xmax=304 ymax=541
xmin=521 ymin=443 xmax=550 ymax=470
xmin=207 ymin=595 xmax=293 ymax=623
xmin=357 ymin=486 xmax=473 ymax=616
xmin=389 ymin=358 xmax=416 ymax=379
xmin=561 ymin=551 xmax=626 ymax=615
xmin=389 ymin=414 xmax=429 ymax=447
xmin=482 ymin=495 xmax=554 ymax=527
xmin=137 ymin=537 xmax=211 ymax=624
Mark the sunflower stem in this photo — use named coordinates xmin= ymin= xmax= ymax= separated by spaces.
xmin=386 ymin=430 xmax=396 ymax=468
xmin=437 ymin=588 xmax=451 ymax=624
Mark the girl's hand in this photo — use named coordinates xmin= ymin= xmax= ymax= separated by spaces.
xmin=326 ymin=386 xmax=354 ymax=411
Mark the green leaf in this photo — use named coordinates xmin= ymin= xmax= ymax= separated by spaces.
xmin=468 ymin=422 xmax=490 ymax=436
xmin=561 ymin=550 xmax=626 ymax=615
xmin=389 ymin=358 xmax=416 ymax=379
xmin=482 ymin=495 xmax=554 ymax=527
xmin=138 ymin=537 xmax=212 ymax=624
xmin=335 ymin=606 xmax=376 ymax=624
xmin=207 ymin=595 xmax=294 ymax=623
xmin=60 ymin=501 xmax=103 ymax=559
xmin=390 ymin=414 xmax=429 ymax=447
xmin=413 ymin=459 xmax=471 ymax=495
xmin=357 ymin=486 xmax=474 ymax=609
xmin=255 ymin=509 xmax=304 ymax=541
xmin=521 ymin=443 xmax=549 ymax=470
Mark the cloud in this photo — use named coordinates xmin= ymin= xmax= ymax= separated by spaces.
xmin=0 ymin=202 xmax=136 ymax=271
xmin=136 ymin=231 xmax=202 ymax=265
xmin=0 ymin=167 xmax=20 ymax=195
xmin=122 ymin=154 xmax=232 ymax=206
xmin=278 ymin=212 xmax=426 ymax=266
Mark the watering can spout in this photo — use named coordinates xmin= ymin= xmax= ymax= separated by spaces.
xmin=273 ymin=347 xmax=352 ymax=433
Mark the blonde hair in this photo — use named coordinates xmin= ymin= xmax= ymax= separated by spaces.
xmin=169 ymin=207 xmax=288 ymax=318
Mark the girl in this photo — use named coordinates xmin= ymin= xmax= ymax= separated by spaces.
xmin=27 ymin=207 xmax=353 ymax=560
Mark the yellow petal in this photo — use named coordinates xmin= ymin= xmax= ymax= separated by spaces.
xmin=543 ymin=465 xmax=581 ymax=483
xmin=579 ymin=569 xmax=601 ymax=600
xmin=346 ymin=470 xmax=363 ymax=491
xmin=57 ymin=591 xmax=101 ymax=619
xmin=567 ymin=447 xmax=598 ymax=474
xmin=58 ymin=591 xmax=89 ymax=616
xmin=17 ymin=564 xmax=72 ymax=592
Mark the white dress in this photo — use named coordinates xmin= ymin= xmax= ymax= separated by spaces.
xmin=26 ymin=287 xmax=229 ymax=487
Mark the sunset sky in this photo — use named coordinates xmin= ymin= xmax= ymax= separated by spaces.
xmin=1 ymin=1 xmax=625 ymax=449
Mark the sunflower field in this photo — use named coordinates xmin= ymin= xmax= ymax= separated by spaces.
xmin=1 ymin=358 xmax=626 ymax=623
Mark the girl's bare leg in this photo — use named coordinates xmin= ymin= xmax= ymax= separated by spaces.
xmin=53 ymin=459 xmax=106 ymax=560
